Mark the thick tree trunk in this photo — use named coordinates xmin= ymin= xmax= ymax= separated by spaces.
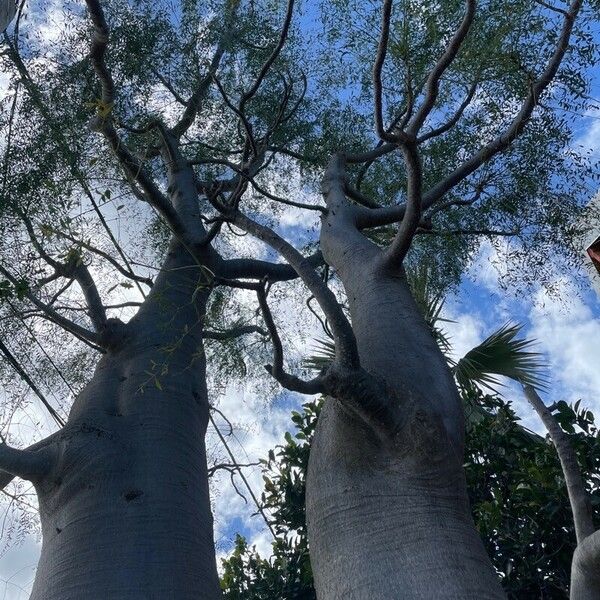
xmin=571 ymin=532 xmax=600 ymax=600
xmin=306 ymin=221 xmax=504 ymax=599
xmin=29 ymin=244 xmax=222 ymax=600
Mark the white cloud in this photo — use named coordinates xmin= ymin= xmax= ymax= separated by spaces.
xmin=575 ymin=109 xmax=600 ymax=158
xmin=529 ymin=278 xmax=600 ymax=408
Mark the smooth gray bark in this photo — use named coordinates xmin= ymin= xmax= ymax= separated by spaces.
xmin=522 ymin=387 xmax=600 ymax=599
xmin=0 ymin=0 xmax=15 ymax=33
xmin=571 ymin=531 xmax=600 ymax=600
xmin=28 ymin=243 xmax=222 ymax=600
xmin=306 ymin=219 xmax=505 ymax=599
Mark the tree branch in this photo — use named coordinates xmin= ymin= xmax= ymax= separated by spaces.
xmin=256 ymin=283 xmax=325 ymax=394
xmin=220 ymin=251 xmax=323 ymax=282
xmin=82 ymin=0 xmax=190 ymax=242
xmin=228 ymin=211 xmax=359 ymax=369
xmin=0 ymin=265 xmax=101 ymax=347
xmin=50 ymin=229 xmax=153 ymax=288
xmin=421 ymin=0 xmax=582 ymax=208
xmin=373 ymin=0 xmax=398 ymax=143
xmin=416 ymin=79 xmax=479 ymax=143
xmin=18 ymin=215 xmax=108 ymax=333
xmin=406 ymin=0 xmax=476 ymax=136
xmin=170 ymin=0 xmax=240 ymax=138
xmin=238 ymin=0 xmax=295 ymax=115
xmin=4 ymin=40 xmax=147 ymax=301
xmin=203 ymin=324 xmax=267 ymax=341
xmin=523 ymin=385 xmax=595 ymax=544
xmin=0 ymin=432 xmax=61 ymax=491
xmin=0 ymin=338 xmax=65 ymax=427
xmin=382 ymin=142 xmax=422 ymax=267
xmin=0 ymin=441 xmax=54 ymax=482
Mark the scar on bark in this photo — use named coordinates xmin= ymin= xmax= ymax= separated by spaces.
xmin=124 ymin=489 xmax=144 ymax=502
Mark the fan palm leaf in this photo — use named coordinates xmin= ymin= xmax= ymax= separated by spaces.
xmin=452 ymin=322 xmax=547 ymax=392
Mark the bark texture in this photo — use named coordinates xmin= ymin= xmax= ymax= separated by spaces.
xmin=29 ymin=244 xmax=222 ymax=600
xmin=571 ymin=531 xmax=600 ymax=600
xmin=306 ymin=220 xmax=505 ymax=599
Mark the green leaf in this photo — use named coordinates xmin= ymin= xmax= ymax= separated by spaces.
xmin=452 ymin=323 xmax=547 ymax=392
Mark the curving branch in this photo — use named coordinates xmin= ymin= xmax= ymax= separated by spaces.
xmin=372 ymin=0 xmax=399 ymax=143
xmin=382 ymin=142 xmax=423 ymax=267
xmin=256 ymin=283 xmax=325 ymax=394
xmin=203 ymin=324 xmax=267 ymax=341
xmin=82 ymin=0 xmax=190 ymax=242
xmin=406 ymin=0 xmax=476 ymax=136
xmin=228 ymin=210 xmax=359 ymax=370
xmin=19 ymin=215 xmax=108 ymax=333
xmin=416 ymin=79 xmax=479 ymax=143
xmin=238 ymin=0 xmax=295 ymax=115
xmin=421 ymin=0 xmax=582 ymax=208
xmin=0 ymin=264 xmax=101 ymax=347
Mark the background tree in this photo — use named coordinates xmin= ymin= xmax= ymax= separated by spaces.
xmin=0 ymin=0 xmax=597 ymax=597
xmin=222 ymin=385 xmax=600 ymax=599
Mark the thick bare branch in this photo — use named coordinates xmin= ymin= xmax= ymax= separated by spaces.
xmin=406 ymin=0 xmax=476 ymax=136
xmin=85 ymin=0 xmax=114 ymax=108
xmin=220 ymin=251 xmax=323 ymax=282
xmin=229 ymin=211 xmax=359 ymax=369
xmin=373 ymin=0 xmax=398 ymax=143
xmin=421 ymin=0 xmax=582 ymax=207
xmin=0 ymin=441 xmax=54 ymax=482
xmin=203 ymin=324 xmax=267 ymax=341
xmin=382 ymin=143 xmax=422 ymax=267
xmin=100 ymin=124 xmax=189 ymax=240
xmin=256 ymin=284 xmax=325 ymax=394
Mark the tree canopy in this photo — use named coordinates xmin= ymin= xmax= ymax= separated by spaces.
xmin=0 ymin=0 xmax=598 ymax=595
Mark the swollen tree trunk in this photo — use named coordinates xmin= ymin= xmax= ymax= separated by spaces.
xmin=29 ymin=243 xmax=221 ymax=600
xmin=306 ymin=216 xmax=505 ymax=599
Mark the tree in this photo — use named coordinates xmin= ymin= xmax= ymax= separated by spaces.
xmin=523 ymin=386 xmax=600 ymax=599
xmin=0 ymin=0 xmax=15 ymax=33
xmin=221 ymin=392 xmax=600 ymax=599
xmin=0 ymin=0 xmax=596 ymax=598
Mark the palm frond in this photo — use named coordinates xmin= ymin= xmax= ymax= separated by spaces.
xmin=452 ymin=323 xmax=547 ymax=392
xmin=303 ymin=338 xmax=336 ymax=371
xmin=405 ymin=265 xmax=453 ymax=354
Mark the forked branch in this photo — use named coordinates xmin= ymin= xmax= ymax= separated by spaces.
xmin=406 ymin=0 xmax=477 ymax=136
xmin=0 ymin=264 xmax=101 ymax=347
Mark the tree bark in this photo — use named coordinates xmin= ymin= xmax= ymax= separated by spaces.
xmin=571 ymin=531 xmax=600 ymax=600
xmin=306 ymin=220 xmax=505 ymax=599
xmin=28 ymin=243 xmax=222 ymax=600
